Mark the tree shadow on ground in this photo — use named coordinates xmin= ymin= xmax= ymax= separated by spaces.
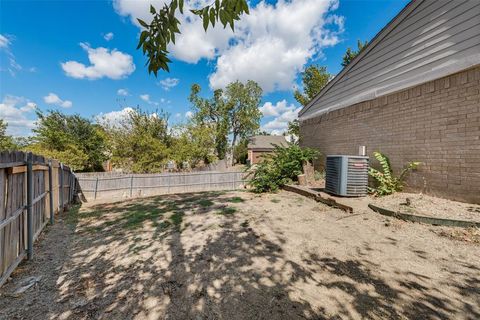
xmin=46 ymin=191 xmax=324 ymax=319
xmin=1 ymin=191 xmax=478 ymax=319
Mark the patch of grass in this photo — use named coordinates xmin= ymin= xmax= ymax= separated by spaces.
xmin=228 ymin=196 xmax=244 ymax=203
xmin=170 ymin=211 xmax=184 ymax=226
xmin=271 ymin=198 xmax=280 ymax=203
xmin=157 ymin=220 xmax=171 ymax=229
xmin=217 ymin=206 xmax=237 ymax=215
xmin=65 ymin=204 xmax=83 ymax=226
xmin=198 ymin=199 xmax=215 ymax=207
xmin=122 ymin=206 xmax=167 ymax=229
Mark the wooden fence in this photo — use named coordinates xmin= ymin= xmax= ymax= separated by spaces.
xmin=77 ymin=171 xmax=247 ymax=202
xmin=0 ymin=151 xmax=76 ymax=287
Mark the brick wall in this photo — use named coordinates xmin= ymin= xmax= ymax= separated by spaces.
xmin=249 ymin=150 xmax=272 ymax=164
xmin=300 ymin=66 xmax=480 ymax=204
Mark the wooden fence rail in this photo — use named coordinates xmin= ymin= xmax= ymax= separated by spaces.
xmin=77 ymin=171 xmax=248 ymax=202
xmin=0 ymin=151 xmax=76 ymax=287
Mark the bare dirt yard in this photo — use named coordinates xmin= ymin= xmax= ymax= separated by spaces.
xmin=371 ymin=192 xmax=480 ymax=223
xmin=1 ymin=190 xmax=479 ymax=319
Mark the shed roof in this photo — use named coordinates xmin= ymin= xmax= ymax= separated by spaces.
xmin=247 ymin=135 xmax=288 ymax=150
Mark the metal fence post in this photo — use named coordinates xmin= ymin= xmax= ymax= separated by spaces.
xmin=70 ymin=172 xmax=73 ymax=203
xmin=167 ymin=175 xmax=171 ymax=194
xmin=130 ymin=175 xmax=133 ymax=197
xmin=208 ymin=173 xmax=212 ymax=192
xmin=26 ymin=152 xmax=34 ymax=260
xmin=59 ymin=163 xmax=64 ymax=212
xmin=94 ymin=177 xmax=99 ymax=200
xmin=48 ymin=160 xmax=54 ymax=225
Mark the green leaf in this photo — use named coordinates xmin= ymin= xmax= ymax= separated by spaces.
xmin=170 ymin=0 xmax=177 ymax=15
xmin=209 ymin=7 xmax=216 ymax=27
xmin=150 ymin=4 xmax=156 ymax=14
xmin=243 ymin=0 xmax=249 ymax=14
xmin=202 ymin=7 xmax=209 ymax=31
xmin=179 ymin=0 xmax=184 ymax=14
xmin=219 ymin=9 xmax=227 ymax=27
xmin=138 ymin=31 xmax=149 ymax=46
xmin=137 ymin=18 xmax=149 ymax=28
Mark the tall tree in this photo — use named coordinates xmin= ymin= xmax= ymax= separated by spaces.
xmin=28 ymin=110 xmax=107 ymax=171
xmin=294 ymin=65 xmax=331 ymax=107
xmin=341 ymin=40 xmax=368 ymax=67
xmin=189 ymin=85 xmax=230 ymax=160
xmin=287 ymin=119 xmax=299 ymax=137
xmin=0 ymin=119 xmax=17 ymax=150
xmin=290 ymin=65 xmax=331 ymax=143
xmin=170 ymin=123 xmax=217 ymax=167
xmin=138 ymin=0 xmax=249 ymax=75
xmin=225 ymin=80 xmax=263 ymax=155
xmin=104 ymin=108 xmax=171 ymax=173
xmin=189 ymin=80 xmax=262 ymax=165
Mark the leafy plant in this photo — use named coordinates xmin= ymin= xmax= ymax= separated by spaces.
xmin=341 ymin=39 xmax=368 ymax=67
xmin=293 ymin=65 xmax=331 ymax=107
xmin=314 ymin=170 xmax=324 ymax=181
xmin=28 ymin=110 xmax=108 ymax=171
xmin=137 ymin=0 xmax=249 ymax=75
xmin=368 ymin=151 xmax=420 ymax=196
xmin=248 ymin=144 xmax=319 ymax=193
xmin=0 ymin=119 xmax=18 ymax=151
xmin=189 ymin=80 xmax=262 ymax=165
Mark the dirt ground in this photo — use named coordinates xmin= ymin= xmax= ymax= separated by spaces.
xmin=0 ymin=190 xmax=479 ymax=320
xmin=371 ymin=192 xmax=480 ymax=222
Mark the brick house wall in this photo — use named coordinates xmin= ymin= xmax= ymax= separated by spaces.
xmin=248 ymin=150 xmax=272 ymax=164
xmin=300 ymin=66 xmax=480 ymax=204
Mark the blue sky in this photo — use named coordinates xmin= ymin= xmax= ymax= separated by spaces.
xmin=0 ymin=0 xmax=409 ymax=136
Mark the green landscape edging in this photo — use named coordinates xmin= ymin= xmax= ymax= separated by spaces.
xmin=368 ymin=204 xmax=480 ymax=228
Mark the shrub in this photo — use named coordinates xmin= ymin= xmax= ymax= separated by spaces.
xmin=368 ymin=151 xmax=420 ymax=196
xmin=248 ymin=144 xmax=319 ymax=193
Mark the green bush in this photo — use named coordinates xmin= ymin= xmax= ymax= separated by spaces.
xmin=248 ymin=144 xmax=318 ymax=193
xmin=368 ymin=151 xmax=420 ymax=196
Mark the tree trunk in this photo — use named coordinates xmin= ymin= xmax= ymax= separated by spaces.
xmin=230 ymin=133 xmax=238 ymax=167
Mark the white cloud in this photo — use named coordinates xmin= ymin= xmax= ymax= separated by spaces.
xmin=209 ymin=0 xmax=342 ymax=92
xmin=43 ymin=93 xmax=73 ymax=108
xmin=140 ymin=94 xmax=150 ymax=102
xmin=0 ymin=34 xmax=24 ymax=76
xmin=104 ymin=32 xmax=114 ymax=41
xmin=259 ymin=99 xmax=295 ymax=117
xmin=0 ymin=95 xmax=37 ymax=136
xmin=96 ymin=107 xmax=134 ymax=128
xmin=113 ymin=0 xmax=343 ymax=93
xmin=0 ymin=34 xmax=10 ymax=49
xmin=185 ymin=111 xmax=193 ymax=119
xmin=261 ymin=99 xmax=301 ymax=134
xmin=158 ymin=77 xmax=179 ymax=91
xmin=139 ymin=94 xmax=160 ymax=106
xmin=117 ymin=88 xmax=129 ymax=96
xmin=61 ymin=42 xmax=135 ymax=80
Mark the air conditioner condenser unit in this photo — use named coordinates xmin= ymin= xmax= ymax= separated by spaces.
xmin=325 ymin=155 xmax=369 ymax=197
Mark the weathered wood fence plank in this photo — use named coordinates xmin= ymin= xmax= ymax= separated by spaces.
xmin=0 ymin=151 xmax=76 ymax=287
xmin=76 ymin=171 xmax=248 ymax=202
